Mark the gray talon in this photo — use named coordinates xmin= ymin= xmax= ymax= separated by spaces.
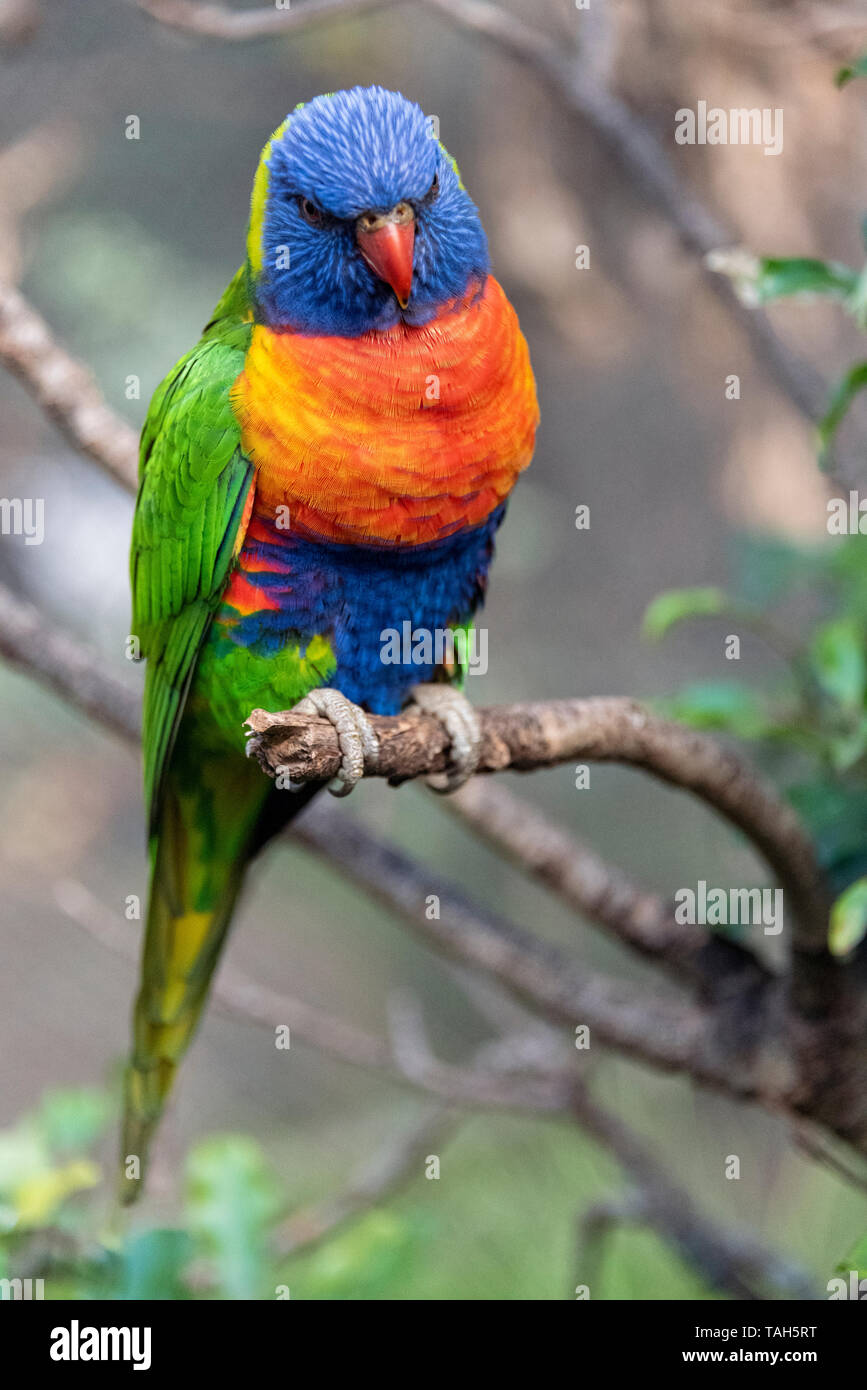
xmin=293 ymin=688 xmax=380 ymax=796
xmin=409 ymin=683 xmax=481 ymax=793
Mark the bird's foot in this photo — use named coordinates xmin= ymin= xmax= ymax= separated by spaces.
xmin=292 ymin=687 xmax=380 ymax=797
xmin=408 ymin=683 xmax=481 ymax=793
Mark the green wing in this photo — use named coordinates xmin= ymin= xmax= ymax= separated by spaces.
xmin=131 ymin=269 xmax=254 ymax=831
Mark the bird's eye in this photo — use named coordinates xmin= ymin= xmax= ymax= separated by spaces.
xmin=298 ymin=196 xmax=324 ymax=226
xmin=423 ymin=171 xmax=440 ymax=204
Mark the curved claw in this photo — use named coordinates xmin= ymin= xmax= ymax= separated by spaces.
xmin=409 ymin=683 xmax=481 ymax=793
xmin=293 ymin=688 xmax=380 ymax=796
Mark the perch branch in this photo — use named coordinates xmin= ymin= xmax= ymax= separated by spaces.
xmin=0 ymin=556 xmax=811 ymax=1099
xmin=246 ymin=696 xmax=831 ymax=952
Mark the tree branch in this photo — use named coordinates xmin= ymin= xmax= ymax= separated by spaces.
xmin=273 ymin=1103 xmax=460 ymax=1258
xmin=55 ymin=874 xmax=582 ymax=1114
xmin=246 ymin=696 xmax=831 ymax=953
xmin=0 ymin=282 xmax=138 ymax=490
xmin=571 ymin=1085 xmax=819 ymax=1300
xmin=446 ymin=776 xmax=771 ymax=996
xmin=296 ymin=801 xmax=790 ymax=1100
xmin=0 ymin=554 xmax=817 ymax=1098
xmin=136 ymin=0 xmax=399 ymax=39
xmin=0 ymin=581 xmax=141 ymax=741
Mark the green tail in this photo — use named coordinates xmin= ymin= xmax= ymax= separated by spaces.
xmin=120 ymin=732 xmax=292 ymax=1205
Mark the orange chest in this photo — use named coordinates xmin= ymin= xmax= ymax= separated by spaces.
xmin=231 ymin=276 xmax=539 ymax=546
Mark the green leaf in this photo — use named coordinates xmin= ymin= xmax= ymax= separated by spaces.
xmin=835 ymin=1232 xmax=867 ymax=1279
xmin=836 ymin=56 xmax=867 ymax=88
xmin=656 ymin=682 xmax=772 ymax=738
xmin=119 ymin=1229 xmax=193 ymax=1301
xmin=826 ymin=715 xmax=867 ymax=772
xmin=642 ymin=587 xmax=728 ymax=641
xmin=12 ymin=1158 xmax=101 ymax=1228
xmin=732 ymin=531 xmax=820 ymax=608
xmin=829 ymin=877 xmax=867 ymax=956
xmin=38 ymin=1088 xmax=110 ymax=1156
xmin=818 ymin=364 xmax=867 ymax=469
xmin=299 ymin=1210 xmax=424 ymax=1301
xmin=185 ymin=1136 xmax=281 ymax=1300
xmin=827 ymin=534 xmax=867 ymax=623
xmin=788 ymin=779 xmax=867 ymax=890
xmin=752 ymin=257 xmax=858 ymax=303
xmin=809 ymin=616 xmax=867 ymax=708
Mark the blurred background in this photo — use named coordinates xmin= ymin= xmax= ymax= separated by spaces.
xmin=1 ymin=0 xmax=867 ymax=1299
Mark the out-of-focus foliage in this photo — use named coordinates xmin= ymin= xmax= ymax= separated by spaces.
xmin=649 ymin=531 xmax=867 ymax=918
xmin=0 ymin=1086 xmax=105 ymax=1232
xmin=836 ymin=54 xmax=867 ymax=89
xmin=714 ymin=232 xmax=867 ymax=469
xmin=650 ymin=222 xmax=867 ymax=948
xmin=0 ymin=1085 xmax=728 ymax=1300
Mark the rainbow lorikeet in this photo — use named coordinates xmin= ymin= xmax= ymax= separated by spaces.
xmin=123 ymin=86 xmax=538 ymax=1201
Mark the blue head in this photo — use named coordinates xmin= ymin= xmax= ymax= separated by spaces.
xmin=246 ymin=87 xmax=490 ymax=336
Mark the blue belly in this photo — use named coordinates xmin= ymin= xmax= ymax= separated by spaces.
xmin=224 ymin=507 xmax=505 ymax=714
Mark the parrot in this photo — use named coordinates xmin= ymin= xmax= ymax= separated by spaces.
xmin=122 ymin=85 xmax=539 ymax=1202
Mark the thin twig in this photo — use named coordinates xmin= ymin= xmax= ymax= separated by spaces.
xmin=274 ymin=1004 xmax=580 ymax=1259
xmin=571 ymin=1085 xmax=820 ymax=1301
xmin=274 ymin=1103 xmax=460 ymax=1258
xmin=135 ymin=0 xmax=399 ymax=40
xmin=792 ymin=1119 xmax=867 ymax=1198
xmin=54 ymin=875 xmax=389 ymax=1072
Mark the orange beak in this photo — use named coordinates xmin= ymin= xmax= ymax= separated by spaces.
xmin=356 ymin=206 xmax=415 ymax=309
